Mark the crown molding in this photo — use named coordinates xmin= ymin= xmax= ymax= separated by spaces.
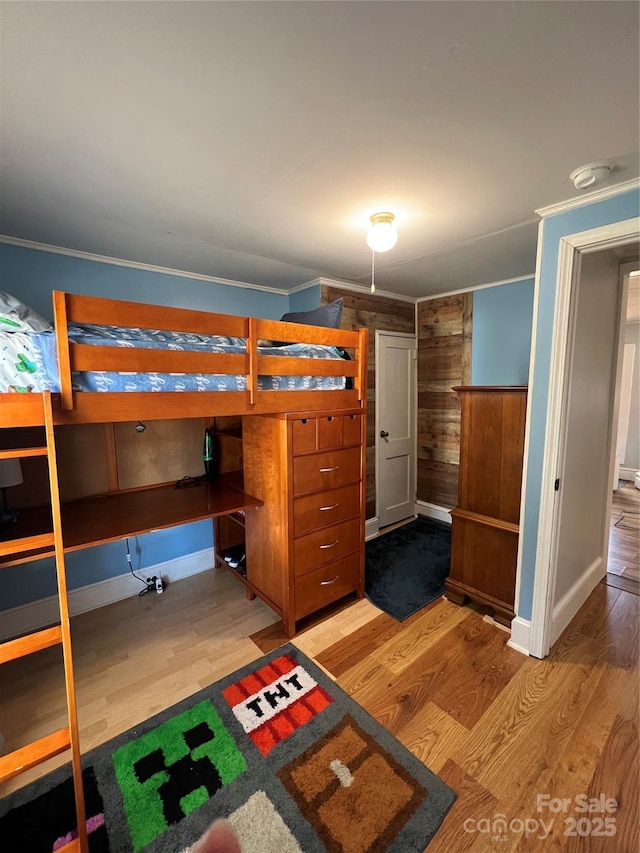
xmin=0 ymin=234 xmax=292 ymax=296
xmin=415 ymin=272 xmax=536 ymax=303
xmin=310 ymin=276 xmax=418 ymax=304
xmin=535 ymin=177 xmax=640 ymax=219
xmin=287 ymin=278 xmax=324 ymax=295
xmin=0 ymin=234 xmax=539 ymax=305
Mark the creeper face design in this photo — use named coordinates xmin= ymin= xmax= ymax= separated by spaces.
xmin=113 ymin=700 xmax=246 ymax=851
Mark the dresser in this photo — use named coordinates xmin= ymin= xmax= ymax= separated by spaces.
xmin=445 ymin=386 xmax=527 ymax=627
xmin=242 ymin=409 xmax=365 ymax=636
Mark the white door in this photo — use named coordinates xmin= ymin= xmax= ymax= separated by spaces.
xmin=376 ymin=331 xmax=416 ymax=528
xmin=548 ymin=249 xmax=623 ymax=645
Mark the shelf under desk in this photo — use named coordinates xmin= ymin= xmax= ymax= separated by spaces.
xmin=0 ymin=473 xmax=263 ymax=568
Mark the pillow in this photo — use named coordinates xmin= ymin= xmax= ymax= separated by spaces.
xmin=0 ymin=292 xmax=53 ymax=333
xmin=257 ymin=299 xmax=345 ymax=348
xmin=279 ymin=297 xmax=344 ymax=329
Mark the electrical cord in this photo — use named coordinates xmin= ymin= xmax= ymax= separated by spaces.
xmin=126 ymin=537 xmax=150 ymax=596
xmin=614 ymin=509 xmax=639 ymax=530
xmin=174 ymin=475 xmax=206 ymax=489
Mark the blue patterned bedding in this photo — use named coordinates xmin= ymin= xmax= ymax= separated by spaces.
xmin=0 ymin=331 xmax=59 ymax=393
xmin=0 ymin=324 xmax=347 ymax=394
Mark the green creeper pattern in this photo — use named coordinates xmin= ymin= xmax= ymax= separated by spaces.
xmin=112 ymin=700 xmax=246 ymax=851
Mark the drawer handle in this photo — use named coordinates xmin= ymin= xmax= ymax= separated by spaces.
xmin=320 ymin=539 xmax=339 ymax=550
xmin=320 ymin=503 xmax=339 ymax=511
xmin=320 ymin=466 xmax=339 ymax=473
xmin=320 ymin=575 xmax=340 ymax=586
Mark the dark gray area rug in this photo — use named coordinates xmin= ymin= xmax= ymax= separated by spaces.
xmin=365 ymin=516 xmax=451 ymax=621
xmin=0 ymin=644 xmax=456 ymax=852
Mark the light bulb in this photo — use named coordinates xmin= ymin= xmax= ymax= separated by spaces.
xmin=366 ymin=212 xmax=398 ymax=253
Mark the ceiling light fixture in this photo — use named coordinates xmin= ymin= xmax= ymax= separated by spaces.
xmin=367 ymin=212 xmax=398 ymax=294
xmin=366 ymin=212 xmax=398 ymax=253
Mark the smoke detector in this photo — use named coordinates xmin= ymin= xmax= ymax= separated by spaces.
xmin=569 ymin=161 xmax=613 ymax=191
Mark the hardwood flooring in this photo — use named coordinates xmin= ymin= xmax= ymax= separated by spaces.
xmin=1 ymin=563 xmax=638 ymax=851
xmin=605 ymin=482 xmax=640 ymax=595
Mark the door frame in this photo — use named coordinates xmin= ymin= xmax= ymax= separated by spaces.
xmin=374 ymin=329 xmax=417 ymax=530
xmin=527 ymin=216 xmax=640 ymax=658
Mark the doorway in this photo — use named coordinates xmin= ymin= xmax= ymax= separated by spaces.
xmin=604 ymin=268 xmax=640 ymax=595
xmin=529 ymin=220 xmax=640 ymax=657
xmin=375 ymin=330 xmax=417 ymax=529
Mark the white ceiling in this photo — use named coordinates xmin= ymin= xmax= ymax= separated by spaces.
xmin=1 ymin=1 xmax=638 ymax=299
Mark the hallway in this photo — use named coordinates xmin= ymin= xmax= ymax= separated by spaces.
xmin=605 ymin=481 xmax=640 ymax=595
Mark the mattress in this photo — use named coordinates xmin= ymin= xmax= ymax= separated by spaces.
xmin=0 ymin=324 xmax=347 ymax=394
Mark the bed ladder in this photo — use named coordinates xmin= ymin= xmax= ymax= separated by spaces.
xmin=0 ymin=392 xmax=88 ymax=853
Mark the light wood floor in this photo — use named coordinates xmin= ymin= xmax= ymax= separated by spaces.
xmin=1 ymin=563 xmax=638 ymax=851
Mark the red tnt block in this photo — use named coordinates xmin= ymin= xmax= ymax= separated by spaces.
xmin=224 ymin=657 xmax=333 ymax=756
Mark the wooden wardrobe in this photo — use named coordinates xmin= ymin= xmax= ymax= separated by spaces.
xmin=445 ymin=386 xmax=527 ymax=626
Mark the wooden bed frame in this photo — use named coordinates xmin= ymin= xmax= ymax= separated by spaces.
xmin=3 ymin=292 xmax=367 ymax=425
xmin=1 ymin=291 xmax=367 ymax=426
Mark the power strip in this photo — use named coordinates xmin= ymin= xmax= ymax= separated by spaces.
xmin=145 ymin=575 xmax=165 ymax=595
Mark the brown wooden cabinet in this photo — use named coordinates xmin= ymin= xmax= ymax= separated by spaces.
xmin=445 ymin=386 xmax=527 ymax=627
xmin=242 ymin=409 xmax=365 ymax=636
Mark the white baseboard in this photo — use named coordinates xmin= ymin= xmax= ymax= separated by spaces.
xmin=415 ymin=500 xmax=452 ymax=525
xmin=0 ymin=548 xmax=214 ymax=642
xmin=620 ymin=466 xmax=639 ymax=480
xmin=508 ymin=616 xmax=532 ymax=656
xmin=550 ymin=556 xmax=604 ymax=647
xmin=365 ymin=517 xmax=379 ymax=541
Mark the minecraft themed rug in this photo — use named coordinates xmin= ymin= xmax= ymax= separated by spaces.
xmin=0 ymin=645 xmax=456 ymax=852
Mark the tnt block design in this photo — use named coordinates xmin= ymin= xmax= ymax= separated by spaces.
xmin=113 ymin=700 xmax=246 ymax=852
xmin=223 ymin=654 xmax=333 ymax=756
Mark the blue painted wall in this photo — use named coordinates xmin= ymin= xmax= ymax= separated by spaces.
xmin=288 ymin=283 xmax=321 ymax=313
xmin=0 ymin=522 xmax=212 ymax=610
xmin=471 ymin=278 xmax=535 ymax=385
xmin=0 ymin=242 xmax=293 ymax=612
xmin=2 ymin=243 xmax=289 ymax=321
xmin=518 ymin=188 xmax=640 ymax=621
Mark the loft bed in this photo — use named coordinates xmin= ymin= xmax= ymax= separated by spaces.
xmin=1 ymin=291 xmax=368 ymax=426
xmin=0 ymin=289 xmax=368 ymax=565
xmin=0 ymin=291 xmax=368 ymax=846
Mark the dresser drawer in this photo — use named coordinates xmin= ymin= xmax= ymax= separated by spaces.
xmin=294 ymin=553 xmax=360 ymax=619
xmin=291 ymin=413 xmax=364 ymax=455
xmin=293 ymin=447 xmax=361 ymax=495
xmin=293 ymin=483 xmax=361 ymax=536
xmin=291 ymin=417 xmax=317 ymax=454
xmin=317 ymin=415 xmax=342 ymax=450
xmin=342 ymin=413 xmax=362 ymax=447
xmin=293 ymin=518 xmax=361 ymax=575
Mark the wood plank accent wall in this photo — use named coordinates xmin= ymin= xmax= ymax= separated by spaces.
xmin=417 ymin=293 xmax=472 ymax=508
xmin=321 ymin=285 xmax=415 ymax=519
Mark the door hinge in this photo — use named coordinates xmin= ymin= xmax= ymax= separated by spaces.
xmin=554 ymin=478 xmax=560 ymax=491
